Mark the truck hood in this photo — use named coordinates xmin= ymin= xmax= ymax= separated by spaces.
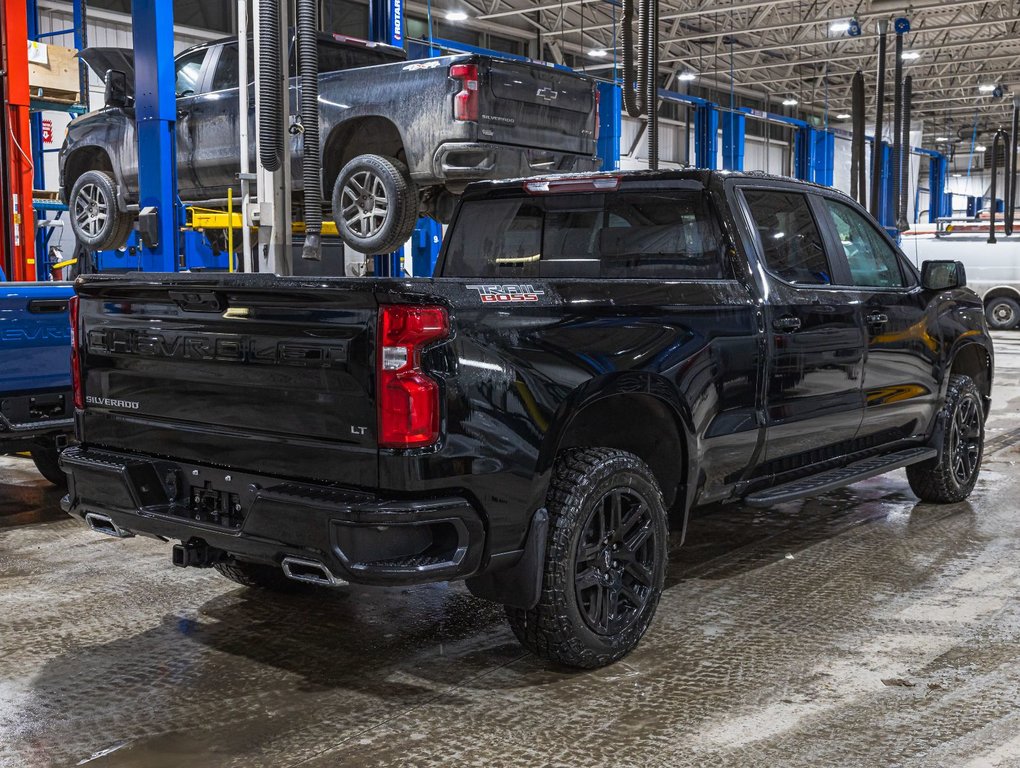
xmin=78 ymin=48 xmax=135 ymax=96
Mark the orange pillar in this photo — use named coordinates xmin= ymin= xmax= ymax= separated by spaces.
xmin=1 ymin=0 xmax=36 ymax=280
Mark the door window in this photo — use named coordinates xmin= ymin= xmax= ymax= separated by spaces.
xmin=442 ymin=191 xmax=726 ymax=279
xmin=210 ymin=43 xmax=255 ymax=92
xmin=742 ymin=189 xmax=832 ymax=285
xmin=175 ymin=50 xmax=207 ymax=97
xmin=823 ymin=199 xmax=908 ymax=288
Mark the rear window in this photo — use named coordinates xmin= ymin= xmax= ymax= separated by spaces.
xmin=316 ymin=40 xmax=403 ymax=72
xmin=443 ymin=191 xmax=726 ymax=280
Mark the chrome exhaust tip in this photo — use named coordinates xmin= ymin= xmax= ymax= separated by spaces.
xmin=281 ymin=556 xmax=345 ymax=587
xmin=84 ymin=512 xmax=133 ymax=538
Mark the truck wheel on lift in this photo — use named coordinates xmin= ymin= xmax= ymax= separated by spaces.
xmin=68 ymin=170 xmax=133 ymax=252
xmin=30 ymin=442 xmax=66 ymax=487
xmin=985 ymin=297 xmax=1020 ymax=330
xmin=332 ymin=154 xmax=419 ymax=256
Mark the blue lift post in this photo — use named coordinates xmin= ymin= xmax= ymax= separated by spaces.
xmin=131 ymin=0 xmax=180 ymax=271
xmin=721 ymin=110 xmax=745 ymax=171
xmin=659 ymin=90 xmax=717 ymax=169
xmin=597 ymin=82 xmax=622 ymax=171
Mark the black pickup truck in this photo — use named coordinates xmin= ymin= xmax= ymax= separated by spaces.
xmin=60 ymin=34 xmax=598 ymax=255
xmin=61 ymin=170 xmax=992 ymax=668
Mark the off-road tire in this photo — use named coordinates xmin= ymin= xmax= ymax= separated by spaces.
xmin=907 ymin=374 xmax=984 ymax=503
xmin=505 ymin=448 xmax=669 ymax=669
xmin=332 ymin=154 xmax=418 ymax=256
xmin=30 ymin=442 xmax=66 ymax=487
xmin=985 ymin=297 xmax=1020 ymax=330
xmin=68 ymin=169 xmax=133 ymax=251
xmin=214 ymin=560 xmax=303 ymax=592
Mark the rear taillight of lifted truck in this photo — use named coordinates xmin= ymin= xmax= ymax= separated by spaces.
xmin=378 ymin=305 xmax=449 ymax=448
xmin=450 ymin=63 xmax=479 ymax=122
xmin=69 ymin=295 xmax=83 ymax=409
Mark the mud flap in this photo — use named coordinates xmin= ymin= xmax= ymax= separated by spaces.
xmin=466 ymin=507 xmax=548 ymax=609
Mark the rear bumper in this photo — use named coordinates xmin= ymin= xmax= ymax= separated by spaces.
xmin=59 ymin=445 xmax=486 ymax=586
xmin=0 ymin=391 xmax=73 ymax=452
xmin=430 ymin=141 xmax=597 ymax=188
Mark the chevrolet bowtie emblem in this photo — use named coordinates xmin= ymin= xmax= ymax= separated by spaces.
xmin=536 ymin=87 xmax=558 ymax=101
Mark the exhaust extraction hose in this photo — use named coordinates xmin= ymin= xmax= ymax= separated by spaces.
xmin=258 ymin=0 xmax=284 ymax=172
xmin=851 ymin=71 xmax=866 ymax=204
xmin=645 ymin=0 xmax=658 ymax=170
xmin=297 ymin=0 xmax=322 ymax=260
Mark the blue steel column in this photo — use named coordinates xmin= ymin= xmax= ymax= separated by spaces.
xmin=596 ymin=82 xmax=621 ymax=171
xmin=132 ymin=0 xmax=179 ymax=271
xmin=694 ymin=103 xmax=718 ymax=169
xmin=27 ymin=0 xmax=48 ymax=278
xmin=721 ymin=111 xmax=745 ymax=171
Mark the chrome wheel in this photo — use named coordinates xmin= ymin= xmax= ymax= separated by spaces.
xmin=73 ymin=182 xmax=109 ymax=239
xmin=339 ymin=170 xmax=389 ymax=238
xmin=574 ymin=487 xmax=658 ymax=636
xmin=950 ymin=392 xmax=982 ymax=486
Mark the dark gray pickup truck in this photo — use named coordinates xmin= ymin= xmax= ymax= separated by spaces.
xmin=59 ymin=34 xmax=599 ymax=255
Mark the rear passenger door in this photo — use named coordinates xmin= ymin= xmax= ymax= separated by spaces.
xmin=737 ymin=186 xmax=866 ymax=470
xmin=816 ymin=196 xmax=939 ymax=445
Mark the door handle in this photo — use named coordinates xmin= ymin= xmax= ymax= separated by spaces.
xmin=867 ymin=312 xmax=889 ymax=326
xmin=773 ymin=316 xmax=802 ymax=332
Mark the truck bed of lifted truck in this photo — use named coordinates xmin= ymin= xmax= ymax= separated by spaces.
xmin=61 ymin=170 xmax=992 ymax=668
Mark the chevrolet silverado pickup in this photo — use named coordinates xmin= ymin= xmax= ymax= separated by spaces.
xmin=60 ymin=170 xmax=993 ymax=668
xmin=0 ymin=282 xmax=74 ymax=485
xmin=59 ymin=34 xmax=598 ymax=255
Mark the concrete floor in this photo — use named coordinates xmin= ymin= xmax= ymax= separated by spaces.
xmin=2 ymin=334 xmax=1020 ymax=768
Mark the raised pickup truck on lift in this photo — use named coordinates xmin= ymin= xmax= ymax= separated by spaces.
xmin=0 ymin=281 xmax=74 ymax=485
xmin=60 ymin=170 xmax=993 ymax=668
xmin=59 ymin=33 xmax=599 ymax=255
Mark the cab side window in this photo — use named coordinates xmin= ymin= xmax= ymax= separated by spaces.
xmin=210 ymin=43 xmax=255 ymax=92
xmin=742 ymin=189 xmax=832 ymax=285
xmin=175 ymin=50 xmax=207 ymax=97
xmin=823 ymin=199 xmax=909 ymax=288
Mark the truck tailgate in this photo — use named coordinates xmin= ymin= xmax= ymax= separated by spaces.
xmin=0 ymin=283 xmax=73 ymax=395
xmin=77 ymin=277 xmax=381 ymax=487
xmin=480 ymin=60 xmax=595 ymax=156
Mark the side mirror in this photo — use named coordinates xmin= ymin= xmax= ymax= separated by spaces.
xmin=921 ymin=260 xmax=967 ymax=291
xmin=104 ymin=69 xmax=129 ymax=108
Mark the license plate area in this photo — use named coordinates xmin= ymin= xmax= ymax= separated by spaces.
xmin=183 ymin=483 xmax=245 ymax=529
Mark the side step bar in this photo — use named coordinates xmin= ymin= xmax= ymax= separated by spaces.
xmin=744 ymin=447 xmax=937 ymax=508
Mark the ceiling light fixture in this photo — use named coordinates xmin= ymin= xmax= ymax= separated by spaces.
xmin=836 ymin=113 xmax=852 ymax=119
xmin=830 ymin=20 xmax=851 ymax=33
xmin=446 ymin=9 xmax=469 ymax=21
xmin=588 ymin=48 xmax=608 ymax=58
xmin=782 ymin=98 xmax=799 ymax=106
xmin=979 ymin=84 xmax=997 ymax=93
xmin=678 ymin=71 xmax=697 ymax=81
xmin=975 ymin=145 xmax=987 ymax=152
xmin=901 ymin=51 xmax=921 ymax=60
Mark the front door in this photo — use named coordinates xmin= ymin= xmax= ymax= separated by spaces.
xmin=817 ymin=196 xmax=939 ymax=445
xmin=738 ymin=187 xmax=866 ymax=470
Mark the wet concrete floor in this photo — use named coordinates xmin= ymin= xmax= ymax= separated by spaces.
xmin=2 ymin=333 xmax=1020 ymax=767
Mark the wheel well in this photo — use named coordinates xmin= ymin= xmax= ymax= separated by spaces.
xmin=950 ymin=344 xmax=992 ymax=410
xmin=62 ymin=147 xmax=114 ymax=195
xmin=555 ymin=394 xmax=687 ymax=517
xmin=982 ymin=287 xmax=1020 ymax=307
xmin=323 ymin=117 xmax=406 ymax=201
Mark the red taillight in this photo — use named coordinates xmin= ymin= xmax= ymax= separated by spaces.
xmin=451 ymin=63 xmax=479 ymax=122
xmin=378 ymin=304 xmax=449 ymax=448
xmin=594 ymin=85 xmax=601 ymax=143
xmin=69 ymin=295 xmax=83 ymax=409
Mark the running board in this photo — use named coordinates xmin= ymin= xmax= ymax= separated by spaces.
xmin=744 ymin=447 xmax=937 ymax=508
